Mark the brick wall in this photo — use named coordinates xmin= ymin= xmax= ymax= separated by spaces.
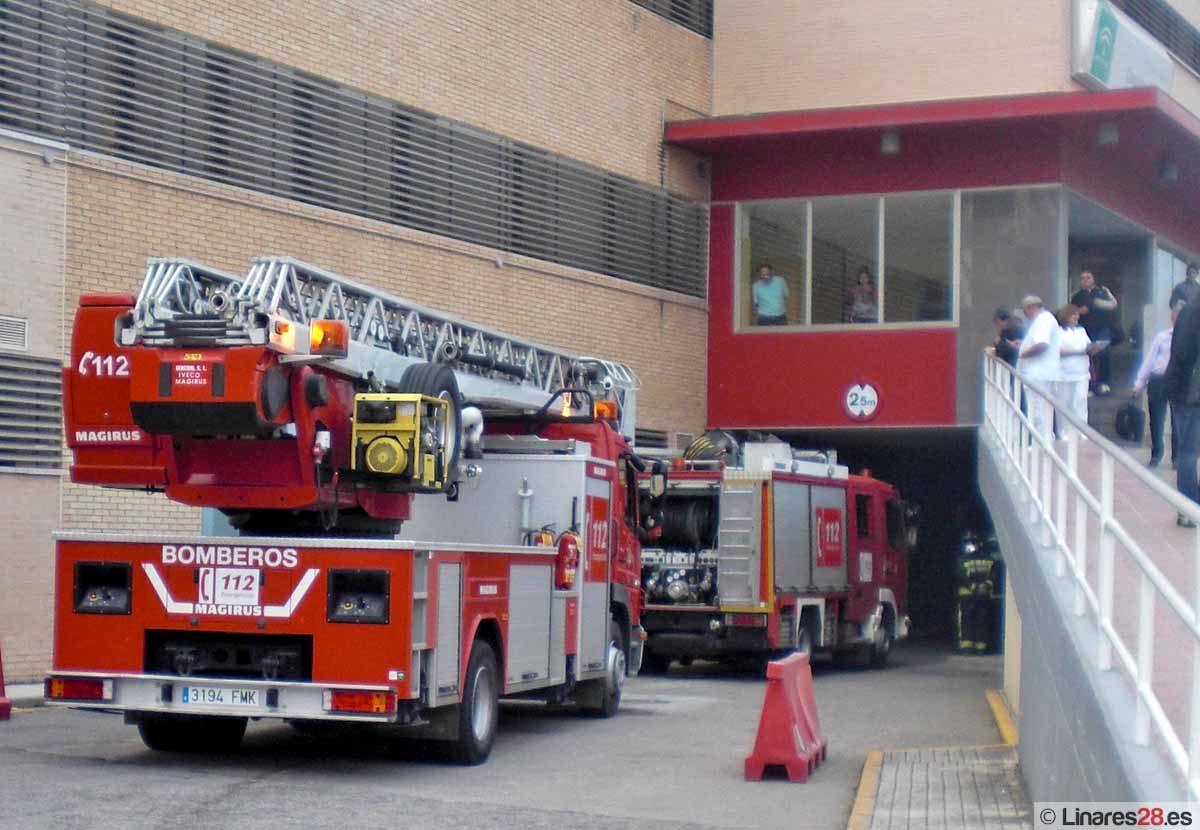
xmin=60 ymin=152 xmax=709 ymax=534
xmin=95 ymin=0 xmax=712 ymax=196
xmin=712 ymin=0 xmax=1074 ymax=116
xmin=0 ymin=131 xmax=67 ymax=680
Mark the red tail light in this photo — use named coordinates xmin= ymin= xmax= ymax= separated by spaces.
xmin=45 ymin=676 xmax=112 ymax=701
xmin=727 ymin=613 xmax=767 ymax=627
xmin=323 ymin=689 xmax=396 ymax=715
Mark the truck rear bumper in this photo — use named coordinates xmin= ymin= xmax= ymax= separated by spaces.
xmin=45 ymin=671 xmax=403 ymax=723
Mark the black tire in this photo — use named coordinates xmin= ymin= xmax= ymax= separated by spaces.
xmin=579 ymin=621 xmax=626 ymax=718
xmin=138 ymin=714 xmax=247 ymax=753
xmin=443 ymin=639 xmax=499 ymax=765
xmin=870 ymin=612 xmax=895 ymax=668
xmin=796 ymin=625 xmax=814 ymax=659
xmin=398 ymin=362 xmax=463 ymax=491
xmin=870 ymin=631 xmax=893 ymax=668
xmin=640 ymin=651 xmax=669 ymax=674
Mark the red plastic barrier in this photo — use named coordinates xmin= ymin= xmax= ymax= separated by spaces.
xmin=744 ymin=651 xmax=826 ymax=782
xmin=0 ymin=641 xmax=10 ymax=720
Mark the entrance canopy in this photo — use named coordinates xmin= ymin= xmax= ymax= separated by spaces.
xmin=667 ymin=88 xmax=1200 ymax=253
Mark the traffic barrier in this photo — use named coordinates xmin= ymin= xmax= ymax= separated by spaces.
xmin=0 ymin=641 xmax=10 ymax=720
xmin=743 ymin=651 xmax=826 ymax=782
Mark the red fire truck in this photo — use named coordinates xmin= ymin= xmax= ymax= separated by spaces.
xmin=47 ymin=256 xmax=657 ymax=763
xmin=637 ymin=435 xmax=916 ymax=672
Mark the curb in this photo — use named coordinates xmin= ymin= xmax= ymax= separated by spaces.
xmin=846 ymin=750 xmax=882 ymax=830
xmin=985 ymin=689 xmax=1018 ymax=746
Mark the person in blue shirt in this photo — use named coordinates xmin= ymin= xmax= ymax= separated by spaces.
xmin=751 ymin=263 xmax=789 ymax=326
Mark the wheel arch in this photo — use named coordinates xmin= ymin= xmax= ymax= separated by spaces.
xmin=463 ymin=615 xmax=504 ymax=689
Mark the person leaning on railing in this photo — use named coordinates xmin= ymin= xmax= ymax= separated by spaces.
xmin=1132 ymin=301 xmax=1183 ymax=469
xmin=1163 ymin=298 xmax=1200 ymax=527
xmin=1016 ymin=294 xmax=1060 ymax=442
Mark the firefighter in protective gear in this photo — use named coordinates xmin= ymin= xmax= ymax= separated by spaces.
xmin=955 ymin=533 xmax=1003 ymax=653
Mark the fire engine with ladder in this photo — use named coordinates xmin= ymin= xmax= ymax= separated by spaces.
xmin=46 ymin=256 xmax=662 ymax=763
xmin=637 ymin=433 xmax=917 ymax=672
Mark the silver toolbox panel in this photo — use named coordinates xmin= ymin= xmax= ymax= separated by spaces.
xmin=403 ymin=451 xmax=593 ymax=547
xmin=772 ymin=479 xmax=812 ymax=590
xmin=716 ymin=477 xmax=761 ymax=606
xmin=433 ymin=562 xmax=462 ymax=700
xmin=810 ymin=485 xmax=849 ymax=589
xmin=506 ymin=564 xmax=552 ymax=685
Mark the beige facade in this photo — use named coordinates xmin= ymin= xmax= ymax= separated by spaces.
xmin=0 ymin=131 xmax=67 ymax=680
xmin=713 ymin=0 xmax=1076 ymax=116
xmin=96 ymin=0 xmax=713 ymax=197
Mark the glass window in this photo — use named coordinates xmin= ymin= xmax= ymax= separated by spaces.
xmin=855 ymin=494 xmax=871 ymax=538
xmin=739 ymin=201 xmax=806 ymax=327
xmin=811 ymin=196 xmax=879 ymax=325
xmin=884 ymin=192 xmax=954 ymax=322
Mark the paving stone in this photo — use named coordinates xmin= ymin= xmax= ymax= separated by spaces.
xmin=869 ymin=745 xmax=1029 ymax=829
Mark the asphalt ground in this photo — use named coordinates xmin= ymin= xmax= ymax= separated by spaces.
xmin=0 ymin=642 xmax=1002 ymax=830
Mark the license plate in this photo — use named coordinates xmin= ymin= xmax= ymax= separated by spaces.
xmin=179 ymin=685 xmax=260 ymax=709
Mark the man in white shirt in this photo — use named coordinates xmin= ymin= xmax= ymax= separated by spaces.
xmin=1017 ymin=294 xmax=1061 ymax=442
xmin=1134 ymin=301 xmax=1183 ymax=467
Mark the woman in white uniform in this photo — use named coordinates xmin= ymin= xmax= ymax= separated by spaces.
xmin=1056 ymin=304 xmax=1093 ymax=437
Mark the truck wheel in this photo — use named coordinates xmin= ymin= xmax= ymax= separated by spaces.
xmin=796 ymin=625 xmax=813 ymax=659
xmin=398 ymin=362 xmax=462 ymax=489
xmin=137 ymin=714 xmax=246 ymax=753
xmin=870 ymin=632 xmax=893 ymax=668
xmin=444 ymin=639 xmax=499 ymax=765
xmin=578 ymin=621 xmax=626 ymax=718
xmin=870 ymin=606 xmax=895 ymax=668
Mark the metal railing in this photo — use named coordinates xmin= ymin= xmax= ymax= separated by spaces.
xmin=982 ymin=352 xmax=1200 ymax=799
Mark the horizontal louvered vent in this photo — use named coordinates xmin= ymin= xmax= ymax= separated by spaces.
xmin=0 ymin=0 xmax=709 ymax=297
xmin=0 ymin=353 xmax=62 ymax=471
xmin=634 ymin=427 xmax=669 ymax=449
xmin=0 ymin=315 xmax=28 ymax=350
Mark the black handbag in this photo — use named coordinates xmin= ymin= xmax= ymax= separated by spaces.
xmin=1114 ymin=400 xmax=1145 ymax=443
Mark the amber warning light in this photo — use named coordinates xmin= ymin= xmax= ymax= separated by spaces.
xmin=309 ymin=320 xmax=349 ymax=358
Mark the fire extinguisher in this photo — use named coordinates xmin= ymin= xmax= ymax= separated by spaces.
xmin=555 ymin=531 xmax=581 ymax=590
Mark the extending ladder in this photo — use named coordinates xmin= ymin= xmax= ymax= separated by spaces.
xmin=118 ymin=256 xmax=640 ymax=437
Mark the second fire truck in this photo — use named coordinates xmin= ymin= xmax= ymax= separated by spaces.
xmin=637 ymin=434 xmax=917 ymax=672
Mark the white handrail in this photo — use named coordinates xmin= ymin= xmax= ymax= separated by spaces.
xmin=981 ymin=352 xmax=1200 ymax=799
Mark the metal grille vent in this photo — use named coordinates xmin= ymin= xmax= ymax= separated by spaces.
xmin=629 ymin=0 xmax=713 ymax=38
xmin=1110 ymin=0 xmax=1200 ymax=78
xmin=0 ymin=315 xmax=29 ymax=350
xmin=634 ymin=427 xmax=669 ymax=449
xmin=0 ymin=0 xmax=709 ymax=297
xmin=0 ymin=352 xmax=62 ymax=471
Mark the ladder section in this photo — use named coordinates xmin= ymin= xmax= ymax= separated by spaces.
xmin=117 ymin=256 xmax=639 ymax=435
xmin=716 ymin=476 xmax=762 ymax=607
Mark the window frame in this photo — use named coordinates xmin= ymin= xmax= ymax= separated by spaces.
xmin=733 ymin=189 xmax=962 ymax=332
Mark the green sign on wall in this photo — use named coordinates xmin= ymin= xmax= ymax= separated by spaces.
xmin=1089 ymin=1 xmax=1119 ymax=84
